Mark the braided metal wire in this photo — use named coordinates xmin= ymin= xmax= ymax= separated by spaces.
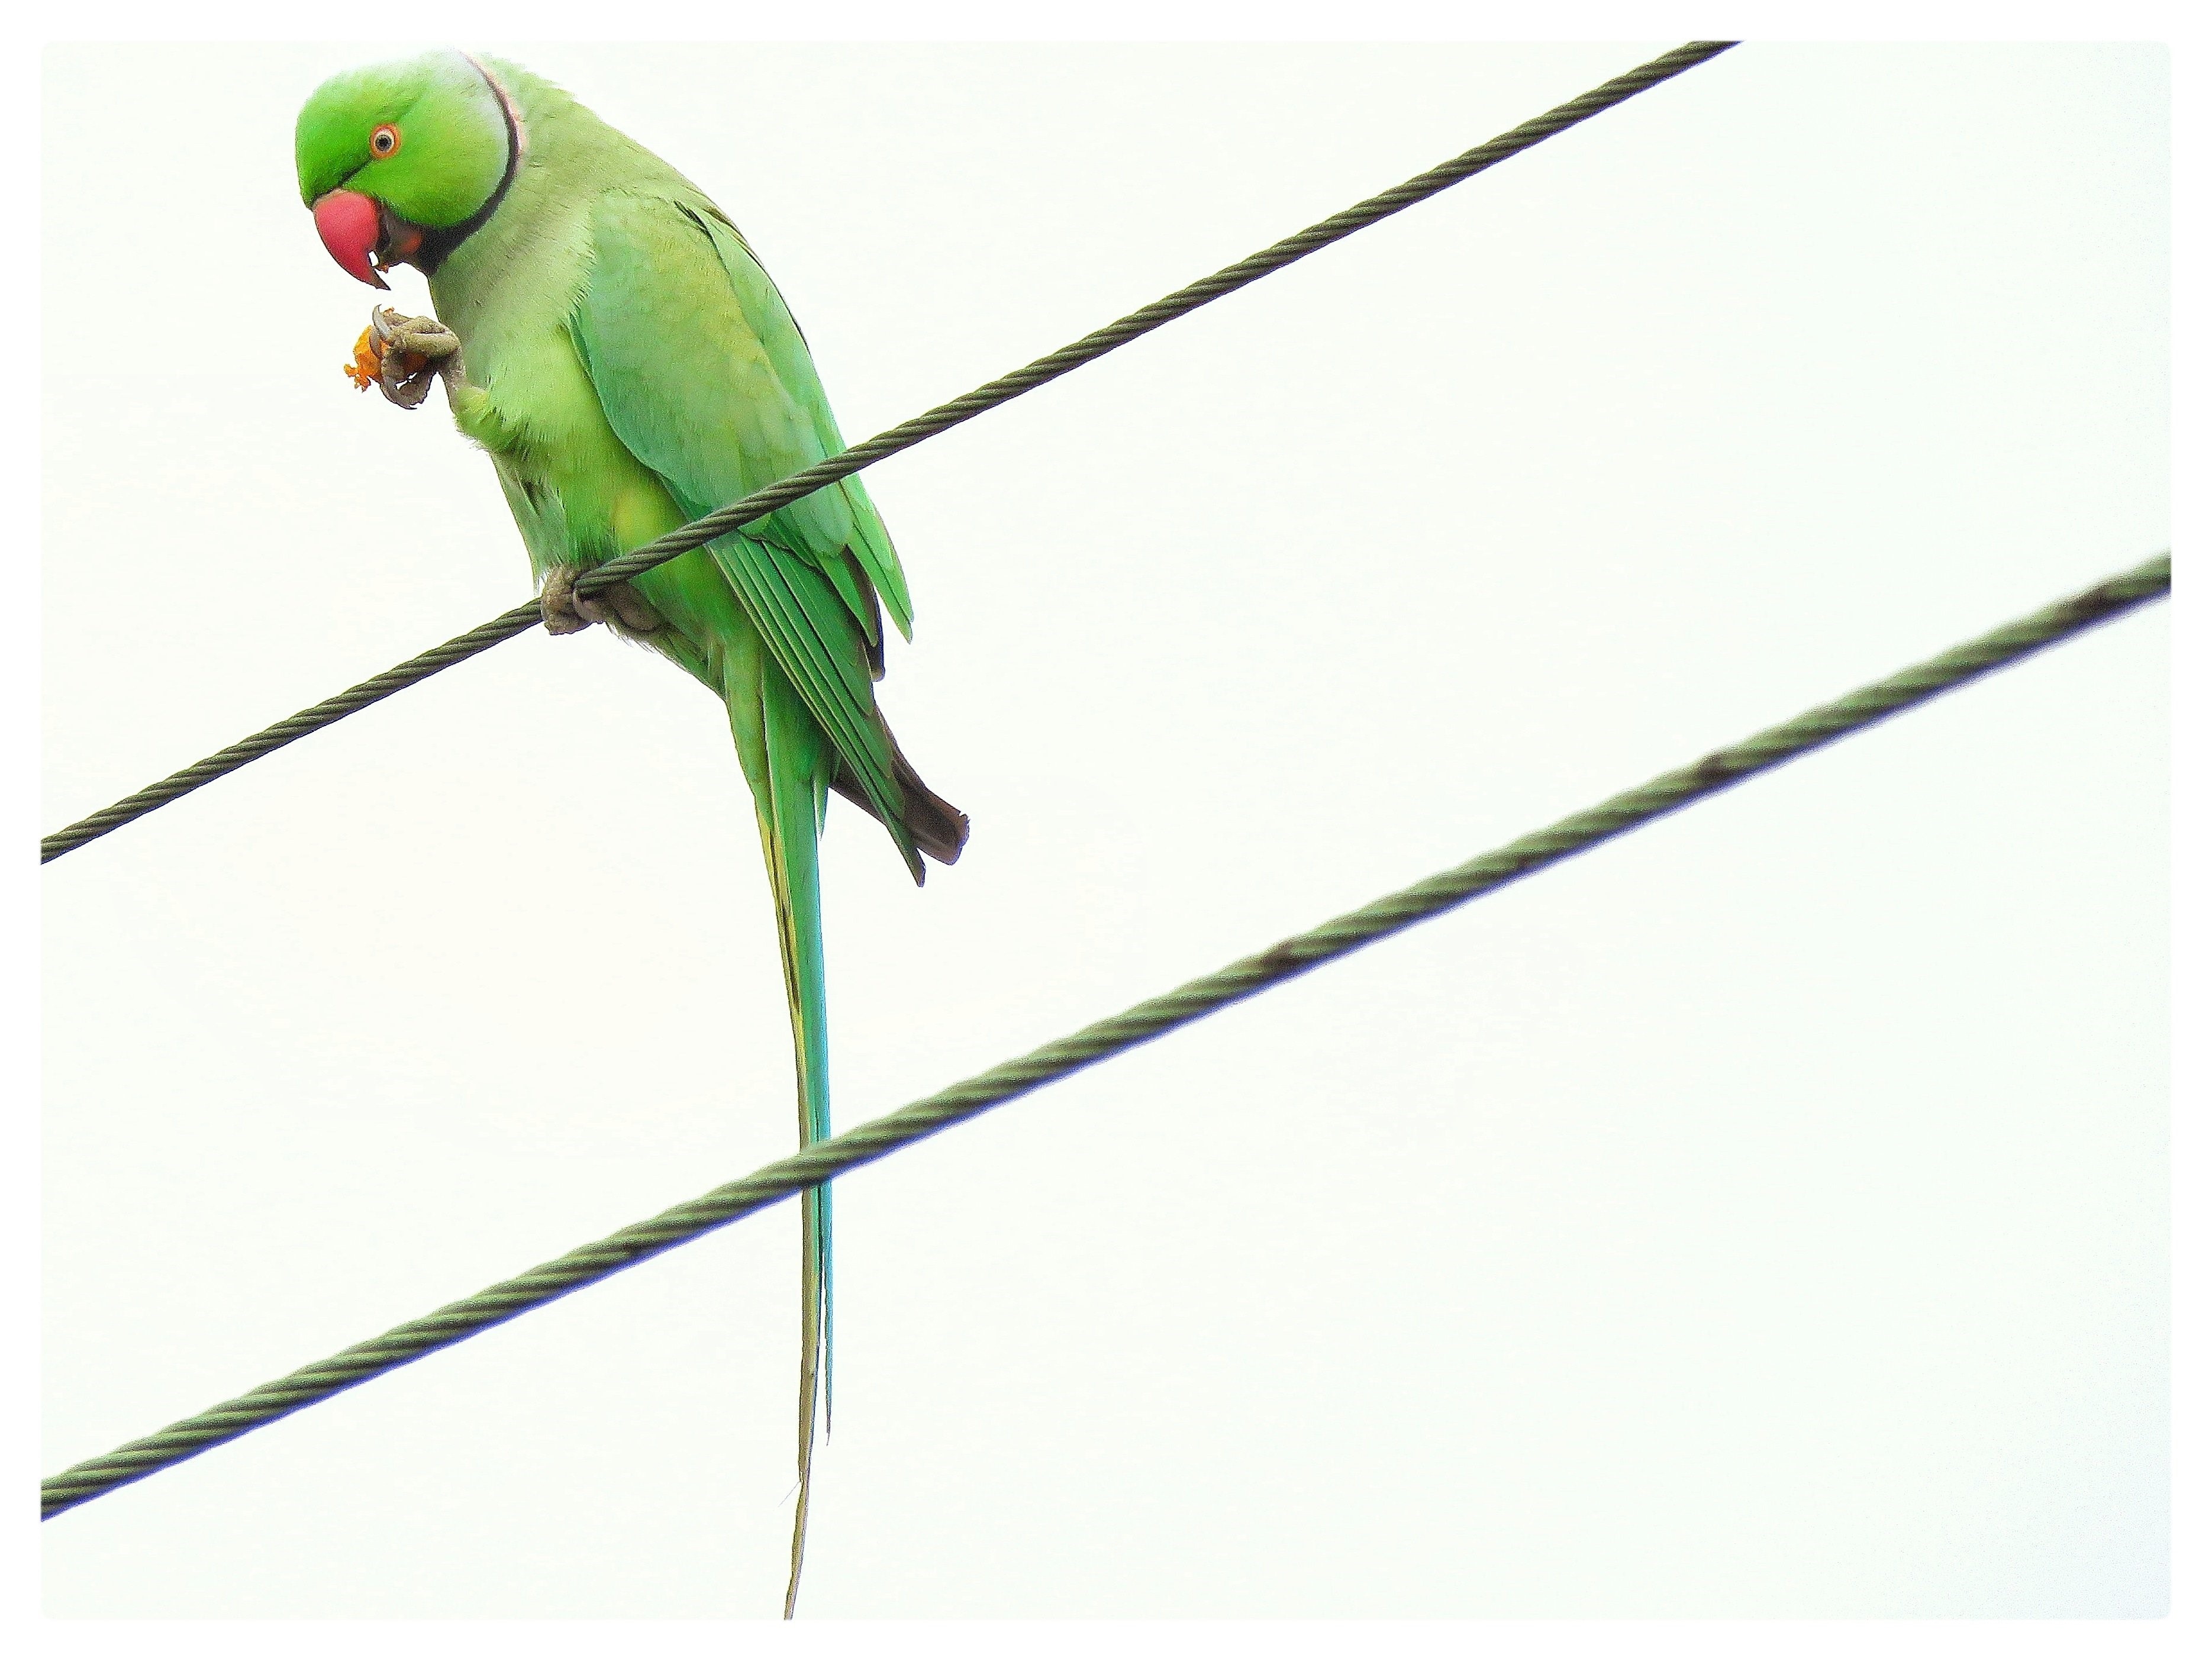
xmin=40 ymin=551 xmax=2169 ymax=1521
xmin=40 ymin=40 xmax=1736 ymax=865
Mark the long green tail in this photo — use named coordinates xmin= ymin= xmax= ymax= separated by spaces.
xmin=744 ymin=674 xmax=834 ymax=1621
xmin=712 ymin=590 xmax=966 ymax=1618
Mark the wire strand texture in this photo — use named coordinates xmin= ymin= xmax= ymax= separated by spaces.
xmin=39 ymin=40 xmax=1736 ymax=864
xmin=40 ymin=550 xmax=2171 ymax=1520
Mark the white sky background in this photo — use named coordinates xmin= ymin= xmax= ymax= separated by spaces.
xmin=38 ymin=39 xmax=2168 ymax=1621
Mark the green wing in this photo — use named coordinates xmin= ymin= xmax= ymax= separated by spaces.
xmin=569 ymin=188 xmax=920 ymax=874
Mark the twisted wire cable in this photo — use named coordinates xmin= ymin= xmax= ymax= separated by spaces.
xmin=40 ymin=40 xmax=1736 ymax=864
xmin=41 ymin=550 xmax=2169 ymax=1521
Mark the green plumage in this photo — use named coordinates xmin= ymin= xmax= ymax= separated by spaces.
xmin=297 ymin=51 xmax=966 ymax=1617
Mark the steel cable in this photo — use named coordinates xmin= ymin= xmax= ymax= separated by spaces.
xmin=40 ymin=40 xmax=1736 ymax=863
xmin=40 ymin=550 xmax=2169 ymax=1520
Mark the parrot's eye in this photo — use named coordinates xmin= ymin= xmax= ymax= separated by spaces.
xmin=369 ymin=123 xmax=402 ymax=157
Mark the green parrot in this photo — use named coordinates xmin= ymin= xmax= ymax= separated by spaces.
xmin=294 ymin=51 xmax=969 ymax=1617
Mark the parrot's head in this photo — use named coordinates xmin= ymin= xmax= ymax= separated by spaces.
xmin=295 ymin=51 xmax=518 ymax=288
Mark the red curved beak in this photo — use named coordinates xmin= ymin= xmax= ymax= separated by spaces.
xmin=313 ymin=190 xmax=390 ymax=289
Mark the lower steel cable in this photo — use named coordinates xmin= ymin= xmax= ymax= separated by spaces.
xmin=40 ymin=550 xmax=2168 ymax=1520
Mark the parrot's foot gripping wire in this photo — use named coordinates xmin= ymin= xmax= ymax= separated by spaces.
xmin=540 ymin=565 xmax=666 ymax=636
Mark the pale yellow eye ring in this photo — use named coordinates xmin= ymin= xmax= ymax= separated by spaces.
xmin=370 ymin=123 xmax=401 ymax=158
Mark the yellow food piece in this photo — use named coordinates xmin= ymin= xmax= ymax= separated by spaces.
xmin=344 ymin=327 xmax=382 ymax=391
xmin=343 ymin=325 xmax=430 ymax=393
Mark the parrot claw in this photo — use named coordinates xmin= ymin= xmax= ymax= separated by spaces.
xmin=541 ymin=565 xmax=665 ymax=637
xmin=540 ymin=565 xmax=594 ymax=635
xmin=363 ymin=305 xmax=461 ymax=410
